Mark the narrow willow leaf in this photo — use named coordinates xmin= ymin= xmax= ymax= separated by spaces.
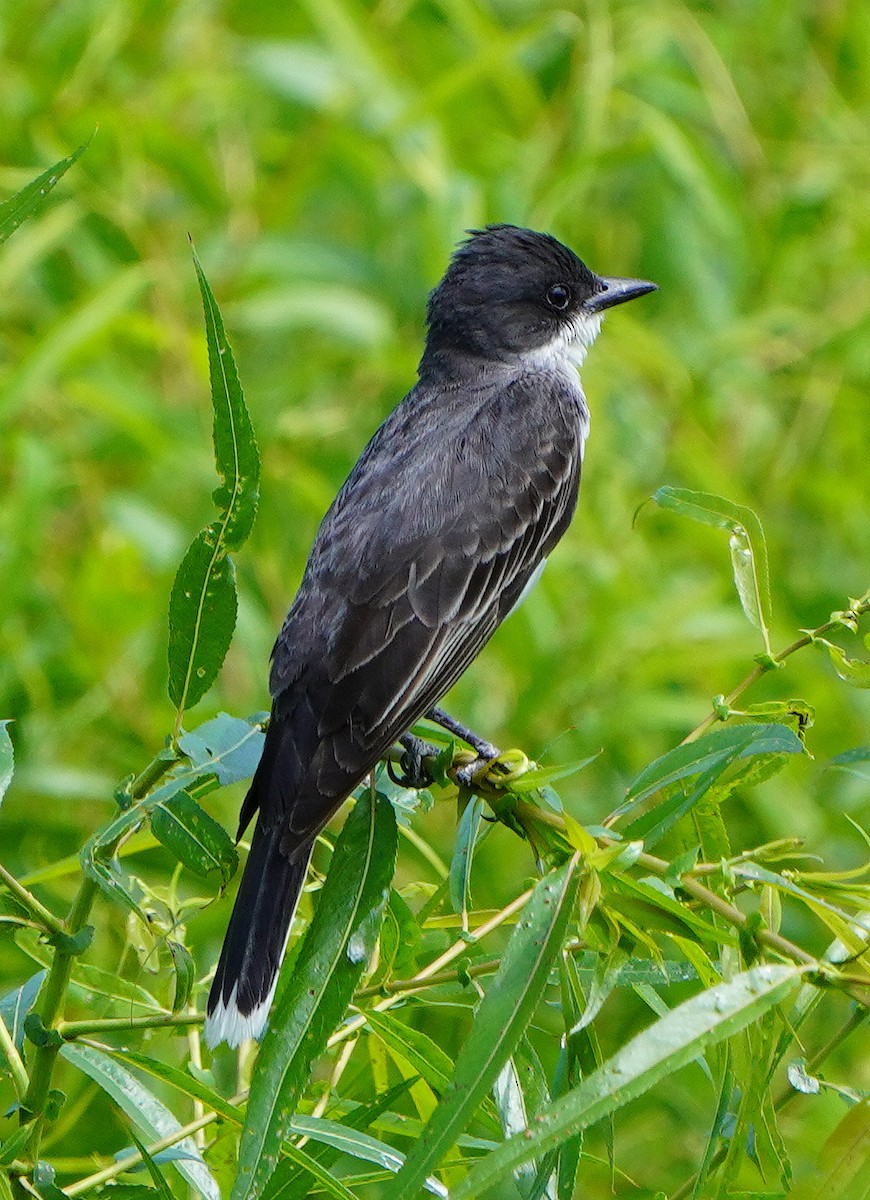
xmin=60 ymin=1043 xmax=220 ymax=1200
xmin=615 ymin=724 xmax=802 ymax=848
xmin=167 ymin=940 xmax=195 ymax=1013
xmin=167 ymin=252 xmax=260 ymax=714
xmin=784 ymin=1098 xmax=870 ymax=1198
xmin=449 ymin=797 xmax=484 ymax=924
xmin=0 ymin=137 xmax=90 ymax=245
xmin=234 ymin=792 xmax=397 ymax=1200
xmin=106 ymin=1048 xmax=241 ymax=1124
xmin=81 ymin=714 xmax=263 ymax=898
xmin=364 ymin=1009 xmax=455 ymax=1096
xmin=291 ymin=1116 xmax=446 ymax=1195
xmin=167 ymin=532 xmax=238 ymax=712
xmin=817 ymin=638 xmax=870 ymax=689
xmin=193 ymin=250 xmax=260 ymax=551
xmin=262 ymin=1081 xmax=416 ymax=1200
xmin=128 ymin=1127 xmax=176 ymax=1200
xmin=507 ymin=754 xmax=600 ymax=795
xmin=265 ymin=1146 xmax=360 ymax=1200
xmin=654 ymin=487 xmax=773 ymax=654
xmin=0 ymin=970 xmax=45 ymax=1052
xmin=150 ymin=790 xmax=238 ymax=883
xmin=0 ymin=722 xmax=12 ymax=807
xmin=453 ymin=965 xmax=802 ymax=1200
xmin=383 ymin=856 xmax=580 ymax=1200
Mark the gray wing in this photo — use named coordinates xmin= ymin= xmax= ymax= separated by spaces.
xmin=255 ymin=371 xmax=586 ymax=847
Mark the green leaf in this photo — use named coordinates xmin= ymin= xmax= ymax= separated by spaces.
xmin=150 ymin=790 xmax=238 ymax=883
xmin=0 ymin=1127 xmax=31 ymax=1168
xmin=30 ymin=1162 xmax=68 ymax=1200
xmin=128 ymin=1127 xmax=176 ymax=1200
xmin=363 ymin=1008 xmax=487 ymax=1118
xmin=178 ymin=713 xmax=266 ymax=785
xmin=167 ymin=251 xmax=260 ymax=715
xmin=787 ymin=1098 xmax=870 ymax=1199
xmin=1 ymin=970 xmax=45 ymax=1052
xmin=654 ymin=487 xmax=773 ymax=654
xmin=193 ymin=250 xmax=261 ymax=550
xmin=449 ymin=797 xmax=484 ymax=925
xmin=167 ymin=940 xmax=196 ymax=1013
xmin=15 ymin=929 xmax=165 ymax=1014
xmin=614 ymin=724 xmax=803 ymax=848
xmin=234 ymin=791 xmax=397 ymax=1200
xmin=453 ymin=964 xmax=803 ymax=1199
xmin=291 ymin=1115 xmax=446 ymax=1195
xmin=0 ymin=722 xmax=12 ymax=807
xmin=60 ymin=1043 xmax=220 ymax=1200
xmin=167 ymin=531 xmax=238 ymax=712
xmin=506 ymin=754 xmax=600 ymax=795
xmin=0 ymin=138 xmax=90 ymax=245
xmin=817 ymin=638 xmax=870 ymax=689
xmin=382 ymin=855 xmax=580 ymax=1200
xmin=104 ymin=1048 xmax=241 ymax=1124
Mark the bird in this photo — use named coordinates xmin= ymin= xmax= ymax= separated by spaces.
xmin=205 ymin=224 xmax=656 ymax=1048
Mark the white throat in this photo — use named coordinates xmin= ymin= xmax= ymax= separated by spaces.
xmin=520 ymin=310 xmax=603 ymax=372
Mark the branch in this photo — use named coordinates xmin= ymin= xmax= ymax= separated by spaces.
xmin=0 ymin=861 xmax=66 ymax=938
xmin=682 ymin=593 xmax=870 ymax=745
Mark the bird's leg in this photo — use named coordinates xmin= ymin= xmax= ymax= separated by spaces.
xmin=389 ymin=732 xmax=440 ymax=789
xmin=426 ymin=706 xmax=500 ymax=785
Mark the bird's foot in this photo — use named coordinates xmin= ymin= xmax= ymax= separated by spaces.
xmin=389 ymin=733 xmax=440 ymax=789
xmin=427 ymin=706 xmax=500 ymax=762
xmin=454 ymin=744 xmax=501 ymax=788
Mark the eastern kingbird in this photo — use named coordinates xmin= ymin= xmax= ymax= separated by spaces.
xmin=205 ymin=225 xmax=656 ymax=1047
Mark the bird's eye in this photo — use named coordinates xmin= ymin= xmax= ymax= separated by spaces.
xmin=545 ymin=284 xmax=571 ymax=311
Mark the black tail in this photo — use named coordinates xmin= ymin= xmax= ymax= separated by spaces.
xmin=204 ymin=818 xmax=311 ymax=1048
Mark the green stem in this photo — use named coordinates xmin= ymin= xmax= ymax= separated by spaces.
xmin=0 ymin=1004 xmax=29 ymax=1098
xmin=20 ymin=875 xmax=99 ymax=1148
xmin=0 ymin=861 xmax=66 ymax=938
xmin=17 ymin=746 xmax=182 ymax=1161
xmin=59 ymin=1013 xmax=202 ymax=1039
xmin=683 ymin=595 xmax=870 ymax=745
xmin=65 ymin=1108 xmax=221 ymax=1196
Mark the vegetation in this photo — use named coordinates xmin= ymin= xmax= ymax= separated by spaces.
xmin=2 ymin=2 xmax=870 ymax=1197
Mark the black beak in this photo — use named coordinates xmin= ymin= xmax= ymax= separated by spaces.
xmin=585 ymin=275 xmax=657 ymax=313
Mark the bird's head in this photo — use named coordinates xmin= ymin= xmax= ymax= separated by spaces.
xmin=421 ymin=224 xmax=656 ymax=374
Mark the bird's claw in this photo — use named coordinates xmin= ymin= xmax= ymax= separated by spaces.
xmin=389 ymin=734 xmax=439 ymax=789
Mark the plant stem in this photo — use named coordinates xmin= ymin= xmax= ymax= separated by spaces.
xmin=64 ymin=1108 xmax=223 ymax=1196
xmin=58 ymin=1012 xmax=203 ymax=1039
xmin=17 ymin=746 xmax=181 ymax=1162
xmin=20 ymin=875 xmax=99 ymax=1150
xmin=682 ymin=595 xmax=870 ymax=744
xmin=0 ymin=861 xmax=66 ymax=938
xmin=0 ymin=1005 xmax=29 ymax=1098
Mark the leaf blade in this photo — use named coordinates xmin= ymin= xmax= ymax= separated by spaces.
xmin=0 ymin=138 xmax=90 ymax=245
xmin=453 ymin=964 xmax=803 ymax=1200
xmin=382 ymin=855 xmax=580 ymax=1200
xmin=234 ymin=791 xmax=397 ymax=1200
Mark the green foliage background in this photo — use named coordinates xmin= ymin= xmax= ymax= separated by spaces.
xmin=2 ymin=0 xmax=870 ymax=1195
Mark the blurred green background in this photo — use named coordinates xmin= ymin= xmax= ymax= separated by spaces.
xmin=2 ymin=0 xmax=870 ymax=1191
